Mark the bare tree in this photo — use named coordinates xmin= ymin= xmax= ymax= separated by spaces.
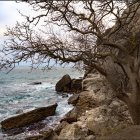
xmin=1 ymin=0 xmax=140 ymax=124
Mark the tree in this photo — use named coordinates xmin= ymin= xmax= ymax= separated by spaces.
xmin=1 ymin=0 xmax=140 ymax=124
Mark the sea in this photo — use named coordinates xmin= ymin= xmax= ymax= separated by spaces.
xmin=0 ymin=67 xmax=84 ymax=139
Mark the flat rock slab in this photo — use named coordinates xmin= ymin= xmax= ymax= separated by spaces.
xmin=1 ymin=103 xmax=57 ymax=130
xmin=97 ymin=125 xmax=140 ymax=140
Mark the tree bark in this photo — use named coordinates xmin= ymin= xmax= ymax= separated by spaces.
xmin=128 ymin=102 xmax=140 ymax=124
xmin=121 ymin=63 xmax=140 ymax=124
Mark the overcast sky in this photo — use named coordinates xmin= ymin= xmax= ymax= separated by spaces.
xmin=0 ymin=1 xmax=35 ymax=66
xmin=0 ymin=1 xmax=32 ymax=40
xmin=0 ymin=1 xmax=123 ymax=67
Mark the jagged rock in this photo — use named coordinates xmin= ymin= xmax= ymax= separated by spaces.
xmin=60 ymin=108 xmax=78 ymax=123
xmin=55 ymin=74 xmax=83 ymax=93
xmin=84 ymin=68 xmax=98 ymax=78
xmin=39 ymin=128 xmax=54 ymax=139
xmin=58 ymin=123 xmax=94 ymax=140
xmin=58 ymin=123 xmax=88 ymax=140
xmin=71 ymin=79 xmax=82 ymax=91
xmin=60 ymin=117 xmax=77 ymax=124
xmin=1 ymin=103 xmax=57 ymax=130
xmin=6 ymin=121 xmax=46 ymax=135
xmin=82 ymin=74 xmax=102 ymax=91
xmin=55 ymin=74 xmax=71 ymax=92
xmin=97 ymin=125 xmax=140 ymax=140
xmin=76 ymin=91 xmax=98 ymax=110
xmin=85 ymin=104 xmax=131 ymax=136
xmin=56 ymin=73 xmax=132 ymax=139
xmin=28 ymin=129 xmax=58 ymax=140
xmin=68 ymin=94 xmax=79 ymax=105
xmin=54 ymin=121 xmax=69 ymax=135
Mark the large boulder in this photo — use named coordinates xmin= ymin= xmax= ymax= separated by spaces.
xmin=55 ymin=74 xmax=71 ymax=92
xmin=85 ymin=104 xmax=131 ymax=136
xmin=70 ymin=79 xmax=82 ymax=92
xmin=60 ymin=107 xmax=78 ymax=123
xmin=1 ymin=103 xmax=57 ymax=130
xmin=76 ymin=91 xmax=99 ymax=111
xmin=58 ymin=122 xmax=95 ymax=140
xmin=55 ymin=74 xmax=83 ymax=93
xmin=58 ymin=123 xmax=89 ymax=140
xmin=82 ymin=74 xmax=102 ymax=91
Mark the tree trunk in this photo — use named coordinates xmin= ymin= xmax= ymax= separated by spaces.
xmin=128 ymin=102 xmax=140 ymax=124
xmin=126 ymin=66 xmax=140 ymax=124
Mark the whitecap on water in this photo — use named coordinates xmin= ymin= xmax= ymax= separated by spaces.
xmin=0 ymin=67 xmax=84 ymax=139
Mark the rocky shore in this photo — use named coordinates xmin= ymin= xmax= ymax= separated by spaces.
xmin=27 ymin=73 xmax=133 ymax=140
xmin=1 ymin=103 xmax=57 ymax=130
xmin=50 ymin=73 xmax=132 ymax=140
xmin=0 ymin=73 xmax=133 ymax=140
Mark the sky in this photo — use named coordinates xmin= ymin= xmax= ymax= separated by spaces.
xmin=0 ymin=1 xmax=118 ymax=41
xmin=0 ymin=1 xmax=62 ymax=43
xmin=0 ymin=1 xmax=33 ymax=40
xmin=0 ymin=1 xmax=66 ymax=67
xmin=0 ymin=1 xmax=122 ymax=67
xmin=0 ymin=1 xmax=36 ymax=66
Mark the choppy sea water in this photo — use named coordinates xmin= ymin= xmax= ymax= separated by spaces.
xmin=0 ymin=67 xmax=83 ymax=139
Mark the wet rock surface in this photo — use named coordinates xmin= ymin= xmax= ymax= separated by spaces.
xmin=11 ymin=73 xmax=132 ymax=140
xmin=29 ymin=82 xmax=42 ymax=85
xmin=55 ymin=74 xmax=71 ymax=92
xmin=70 ymin=79 xmax=82 ymax=91
xmin=55 ymin=74 xmax=83 ymax=93
xmin=2 ymin=121 xmax=46 ymax=136
xmin=54 ymin=121 xmax=69 ymax=135
xmin=1 ymin=103 xmax=58 ymax=131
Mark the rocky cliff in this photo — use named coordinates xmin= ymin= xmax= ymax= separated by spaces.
xmin=34 ymin=73 xmax=131 ymax=140
xmin=58 ymin=73 xmax=132 ymax=139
